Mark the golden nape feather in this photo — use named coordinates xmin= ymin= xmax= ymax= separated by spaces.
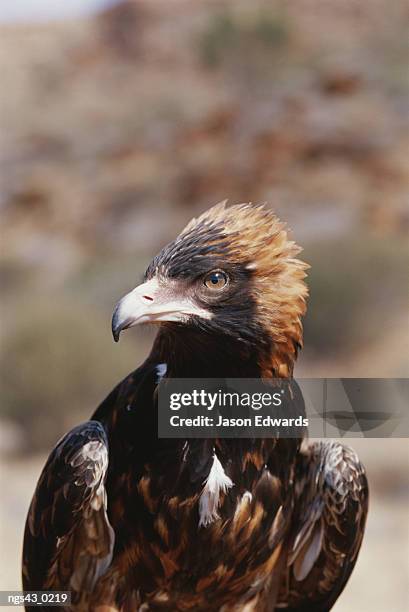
xmin=23 ymin=202 xmax=368 ymax=611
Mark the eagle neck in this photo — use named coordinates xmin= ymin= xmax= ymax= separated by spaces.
xmin=149 ymin=326 xmax=265 ymax=378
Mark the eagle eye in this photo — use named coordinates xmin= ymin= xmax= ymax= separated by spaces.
xmin=204 ymin=270 xmax=228 ymax=290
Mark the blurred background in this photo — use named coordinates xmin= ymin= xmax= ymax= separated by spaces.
xmin=0 ymin=1 xmax=408 ymax=610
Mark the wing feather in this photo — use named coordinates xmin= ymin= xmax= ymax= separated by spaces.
xmin=22 ymin=421 xmax=114 ymax=609
xmin=278 ymin=440 xmax=368 ymax=611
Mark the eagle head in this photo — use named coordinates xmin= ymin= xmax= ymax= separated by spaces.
xmin=112 ymin=201 xmax=308 ymax=376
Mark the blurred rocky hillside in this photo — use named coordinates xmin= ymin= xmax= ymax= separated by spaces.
xmin=1 ymin=0 xmax=408 ymax=452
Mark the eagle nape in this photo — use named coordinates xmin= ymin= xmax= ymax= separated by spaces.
xmin=22 ymin=201 xmax=368 ymax=611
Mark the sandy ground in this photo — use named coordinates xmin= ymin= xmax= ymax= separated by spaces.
xmin=0 ymin=439 xmax=408 ymax=611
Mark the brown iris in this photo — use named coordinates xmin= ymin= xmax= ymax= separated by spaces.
xmin=204 ymin=270 xmax=228 ymax=290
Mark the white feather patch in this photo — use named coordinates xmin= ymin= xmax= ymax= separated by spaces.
xmin=242 ymin=491 xmax=252 ymax=503
xmin=156 ymin=363 xmax=167 ymax=382
xmin=199 ymin=453 xmax=233 ymax=527
xmin=233 ymin=490 xmax=253 ymax=524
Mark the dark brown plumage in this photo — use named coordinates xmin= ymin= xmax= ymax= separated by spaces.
xmin=22 ymin=202 xmax=368 ymax=611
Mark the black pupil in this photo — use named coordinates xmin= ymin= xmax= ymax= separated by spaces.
xmin=211 ymin=275 xmax=220 ymax=284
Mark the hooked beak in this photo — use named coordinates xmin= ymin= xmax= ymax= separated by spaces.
xmin=111 ymin=277 xmax=211 ymax=342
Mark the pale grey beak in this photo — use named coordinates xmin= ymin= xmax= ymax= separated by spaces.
xmin=111 ymin=277 xmax=211 ymax=342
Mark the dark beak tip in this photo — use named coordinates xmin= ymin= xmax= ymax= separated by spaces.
xmin=111 ymin=309 xmax=121 ymax=343
xmin=111 ymin=323 xmax=120 ymax=343
xmin=112 ymin=299 xmax=135 ymax=343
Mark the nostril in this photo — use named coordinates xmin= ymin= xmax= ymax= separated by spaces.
xmin=142 ymin=295 xmax=154 ymax=302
